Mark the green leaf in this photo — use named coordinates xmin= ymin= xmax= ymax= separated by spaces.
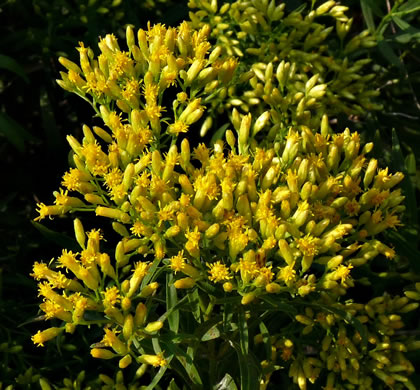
xmin=405 ymin=153 xmax=417 ymax=189
xmin=168 ymin=379 xmax=181 ymax=390
xmin=31 ymin=222 xmax=79 ymax=251
xmin=391 ymin=129 xmax=405 ymax=171
xmin=188 ymin=289 xmax=202 ymax=323
xmin=391 ymin=17 xmax=420 ymax=43
xmin=377 ymin=40 xmax=403 ymax=69
xmin=40 ymin=88 xmax=63 ymax=153
xmin=159 ymin=339 xmax=203 ymax=385
xmin=0 ymin=54 xmax=29 ymax=83
xmin=213 ymin=374 xmax=238 ymax=390
xmin=258 ymin=321 xmax=271 ymax=361
xmin=201 ymin=324 xmax=221 ymax=341
xmin=210 ymin=123 xmax=230 ymax=146
xmin=194 ymin=314 xmax=223 ymax=341
xmin=145 ymin=365 xmax=169 ymax=390
xmin=392 ymin=16 xmax=411 ymax=30
xmin=238 ymin=309 xmax=249 ymax=355
xmin=392 ymin=129 xmax=418 ymax=226
xmin=404 ymin=152 xmax=418 ymax=225
xmin=387 ymin=230 xmax=420 ymax=273
xmin=166 ymin=273 xmax=180 ymax=333
xmin=260 ymin=296 xmax=298 ymax=315
xmin=230 ymin=340 xmax=260 ymax=390
xmin=184 ymin=346 xmax=203 ymax=385
xmin=396 ymin=0 xmax=420 ymax=14
xmin=0 ymin=112 xmax=36 ymax=153
xmin=360 ymin=0 xmax=375 ymax=33
xmin=141 ymin=258 xmax=162 ymax=288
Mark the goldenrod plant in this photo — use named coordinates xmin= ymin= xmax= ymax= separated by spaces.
xmin=188 ymin=0 xmax=382 ymax=144
xmin=29 ymin=1 xmax=419 ymax=389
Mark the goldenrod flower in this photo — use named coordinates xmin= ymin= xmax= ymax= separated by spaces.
xmin=138 ymin=352 xmax=167 ymax=367
xmin=32 ymin=327 xmax=64 ymax=347
xmin=206 ymin=261 xmax=232 ymax=283
xmin=278 ymin=263 xmax=296 ymax=283
xmin=102 ymin=286 xmax=121 ymax=308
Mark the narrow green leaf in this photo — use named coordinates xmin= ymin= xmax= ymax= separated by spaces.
xmin=166 ymin=273 xmax=179 ymax=333
xmin=387 ymin=230 xmax=420 ymax=273
xmin=145 ymin=365 xmax=169 ymax=390
xmin=258 ymin=321 xmax=271 ymax=360
xmin=392 ymin=15 xmax=411 ymax=30
xmin=360 ymin=0 xmax=375 ymax=33
xmin=159 ymin=339 xmax=203 ymax=385
xmin=396 ymin=0 xmax=420 ymax=14
xmin=260 ymin=296 xmax=298 ymax=315
xmin=40 ymin=88 xmax=63 ymax=153
xmin=188 ymin=289 xmax=202 ymax=323
xmin=31 ymin=222 xmax=79 ymax=251
xmin=201 ymin=324 xmax=220 ymax=341
xmin=184 ymin=346 xmax=203 ymax=385
xmin=168 ymin=379 xmax=181 ymax=390
xmin=405 ymin=153 xmax=416 ymax=188
xmin=0 ymin=112 xmax=35 ymax=153
xmin=210 ymin=123 xmax=230 ymax=146
xmin=238 ymin=309 xmax=249 ymax=355
xmin=0 ymin=54 xmax=29 ymax=83
xmin=392 ymin=129 xmax=418 ymax=226
xmin=391 ymin=129 xmax=405 ymax=170
xmin=141 ymin=258 xmax=162 ymax=288
xmin=194 ymin=314 xmax=223 ymax=341
xmin=213 ymin=373 xmax=238 ymax=390
xmin=230 ymin=340 xmax=260 ymax=390
xmin=377 ymin=40 xmax=403 ymax=69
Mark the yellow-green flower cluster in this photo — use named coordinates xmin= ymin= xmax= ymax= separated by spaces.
xmin=188 ymin=0 xmax=381 ymax=139
xmin=257 ymin=292 xmax=419 ymax=390
xmin=31 ymin=18 xmax=419 ymax=390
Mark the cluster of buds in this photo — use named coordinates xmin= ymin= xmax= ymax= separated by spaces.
xmin=31 ymin=17 xmax=418 ymax=390
xmin=255 ymin=292 xmax=419 ymax=390
xmin=188 ymin=0 xmax=381 ymax=136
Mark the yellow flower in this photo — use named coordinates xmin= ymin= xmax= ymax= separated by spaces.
xmin=296 ymin=234 xmax=320 ymax=257
xmin=170 ymin=251 xmax=186 ymax=273
xmin=32 ymin=327 xmax=64 ymax=347
xmin=168 ymin=121 xmax=189 ymax=135
xmin=278 ymin=263 xmax=296 ymax=283
xmin=101 ymin=328 xmax=127 ymax=355
xmin=344 ymin=199 xmax=360 ymax=216
xmin=145 ymin=104 xmax=164 ymax=120
xmin=104 ymin=168 xmax=123 ymax=189
xmin=131 ymin=221 xmax=152 ymax=237
xmin=237 ymin=257 xmax=259 ymax=283
xmin=102 ymin=286 xmax=121 ymax=308
xmin=138 ymin=352 xmax=167 ymax=367
xmin=185 ymin=227 xmax=201 ymax=257
xmin=207 ymin=261 xmax=232 ymax=283
xmin=333 ymin=264 xmax=353 ymax=284
xmin=384 ymin=212 xmax=403 ymax=229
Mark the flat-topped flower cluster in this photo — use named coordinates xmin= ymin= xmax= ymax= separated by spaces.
xmin=31 ymin=2 xmax=419 ymax=389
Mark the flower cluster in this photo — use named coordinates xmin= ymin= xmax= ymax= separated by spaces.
xmin=188 ymin=0 xmax=381 ymax=142
xmin=31 ymin=7 xmax=419 ymax=390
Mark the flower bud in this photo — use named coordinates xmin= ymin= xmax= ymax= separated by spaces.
xmin=91 ymin=348 xmax=116 ymax=359
xmin=174 ymin=277 xmax=196 ymax=289
xmin=119 ymin=354 xmax=132 ymax=369
xmin=144 ymin=321 xmax=164 ymax=333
